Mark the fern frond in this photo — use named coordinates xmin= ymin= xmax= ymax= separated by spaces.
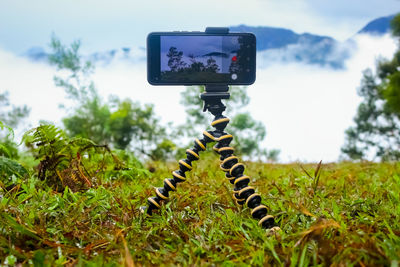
xmin=68 ymin=137 xmax=97 ymax=146
xmin=0 ymin=156 xmax=28 ymax=179
xmin=63 ymin=137 xmax=97 ymax=154
xmin=22 ymin=124 xmax=67 ymax=157
xmin=0 ymin=120 xmax=14 ymax=139
xmin=0 ymin=144 xmax=10 ymax=158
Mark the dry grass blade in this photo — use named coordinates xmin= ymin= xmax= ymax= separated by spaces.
xmin=299 ymin=160 xmax=323 ymax=194
xmin=299 ymin=164 xmax=313 ymax=179
xmin=295 ymin=218 xmax=340 ymax=247
xmin=298 ymin=203 xmax=316 ymax=217
xmin=121 ymin=235 xmax=135 ymax=267
xmin=313 ymin=160 xmax=323 ymax=193
xmin=271 ymin=181 xmax=285 ymax=195
xmin=116 ymin=229 xmax=135 ymax=267
xmin=314 ymin=160 xmax=322 ymax=178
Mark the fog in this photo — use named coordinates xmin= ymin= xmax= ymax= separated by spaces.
xmin=0 ymin=34 xmax=396 ymax=162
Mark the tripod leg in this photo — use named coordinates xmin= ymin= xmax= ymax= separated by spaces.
xmin=144 ymin=132 xmax=216 ymax=216
xmin=210 ymin=115 xmax=279 ymax=230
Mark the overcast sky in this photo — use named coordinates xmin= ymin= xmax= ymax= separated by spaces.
xmin=0 ymin=0 xmax=399 ymax=53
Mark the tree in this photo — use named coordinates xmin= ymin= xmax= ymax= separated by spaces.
xmin=0 ymin=92 xmax=30 ymax=159
xmin=49 ymin=36 xmax=96 ymax=103
xmin=49 ymin=35 xmax=113 ymax=145
xmin=49 ymin=35 xmax=175 ymax=161
xmin=167 ymin=47 xmax=186 ymax=72
xmin=108 ymin=98 xmax=175 ymax=160
xmin=342 ymin=14 xmax=400 ymax=161
xmin=187 ymin=54 xmax=205 ymax=72
xmin=0 ymin=92 xmax=30 ymax=130
xmin=205 ymin=57 xmax=219 ymax=72
xmin=179 ymin=86 xmax=280 ymax=161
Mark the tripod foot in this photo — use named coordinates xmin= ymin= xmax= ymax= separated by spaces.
xmin=210 ymin=115 xmax=278 ymax=229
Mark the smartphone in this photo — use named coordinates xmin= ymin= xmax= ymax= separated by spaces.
xmin=147 ymin=31 xmax=256 ymax=85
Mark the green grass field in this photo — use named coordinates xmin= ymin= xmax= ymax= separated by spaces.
xmin=1 ymin=152 xmax=399 ymax=266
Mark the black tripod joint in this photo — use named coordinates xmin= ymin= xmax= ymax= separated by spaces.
xmin=201 ymin=85 xmax=230 ymax=116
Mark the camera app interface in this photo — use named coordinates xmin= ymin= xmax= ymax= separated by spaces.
xmin=160 ymin=35 xmax=247 ymax=82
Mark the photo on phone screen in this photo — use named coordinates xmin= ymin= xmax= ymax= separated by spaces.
xmin=147 ymin=33 xmax=256 ymax=85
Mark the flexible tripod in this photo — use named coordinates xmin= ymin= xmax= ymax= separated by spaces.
xmin=143 ymin=85 xmax=278 ymax=230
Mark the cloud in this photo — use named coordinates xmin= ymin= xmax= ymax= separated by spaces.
xmin=0 ymin=34 xmax=397 ymax=162
xmin=0 ymin=49 xmax=66 ymax=130
xmin=257 ymin=37 xmax=355 ymax=69
xmin=248 ymin=34 xmax=397 ymax=162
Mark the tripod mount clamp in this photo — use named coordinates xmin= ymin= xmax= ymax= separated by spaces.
xmin=201 ymin=85 xmax=230 ymax=116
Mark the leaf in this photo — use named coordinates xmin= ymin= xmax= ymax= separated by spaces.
xmin=314 ymin=160 xmax=322 ymax=178
xmin=299 ymin=164 xmax=313 ymax=180
xmin=0 ymin=212 xmax=40 ymax=240
xmin=313 ymin=160 xmax=323 ymax=193
xmin=0 ymin=144 xmax=11 ymax=158
xmin=0 ymin=156 xmax=28 ymax=180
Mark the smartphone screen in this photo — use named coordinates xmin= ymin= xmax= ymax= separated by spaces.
xmin=147 ymin=32 xmax=256 ymax=85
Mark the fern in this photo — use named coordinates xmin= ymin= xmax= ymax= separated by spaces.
xmin=22 ymin=124 xmax=125 ymax=191
xmin=22 ymin=124 xmax=67 ymax=159
xmin=21 ymin=124 xmax=145 ymax=192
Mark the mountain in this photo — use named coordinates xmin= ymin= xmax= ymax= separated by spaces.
xmin=358 ymin=14 xmax=396 ymax=35
xmin=230 ymin=25 xmax=334 ymax=51
xmin=229 ymin=25 xmax=348 ymax=68
xmin=23 ymin=46 xmax=48 ymax=61
xmin=89 ymin=46 xmax=146 ymax=64
xmin=23 ymin=15 xmax=397 ymax=69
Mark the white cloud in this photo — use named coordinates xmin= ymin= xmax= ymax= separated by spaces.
xmin=248 ymin=34 xmax=397 ymax=162
xmin=0 ymin=34 xmax=397 ymax=162
xmin=0 ymin=49 xmax=66 ymax=130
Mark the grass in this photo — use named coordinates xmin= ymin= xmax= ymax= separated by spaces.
xmin=1 ymin=152 xmax=400 ymax=266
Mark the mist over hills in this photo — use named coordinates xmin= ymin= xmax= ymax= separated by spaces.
xmin=231 ymin=14 xmax=395 ymax=68
xmin=230 ymin=24 xmax=348 ymax=68
xmin=229 ymin=25 xmax=335 ymax=51
xmin=23 ymin=14 xmax=396 ymax=69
